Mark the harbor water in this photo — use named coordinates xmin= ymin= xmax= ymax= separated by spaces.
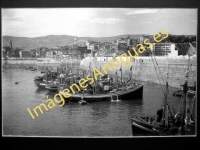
xmin=2 ymin=67 xmax=195 ymax=136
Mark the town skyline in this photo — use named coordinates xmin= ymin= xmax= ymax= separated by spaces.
xmin=2 ymin=8 xmax=197 ymax=38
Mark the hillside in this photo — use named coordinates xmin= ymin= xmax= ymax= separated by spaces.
xmin=3 ymin=34 xmax=196 ymax=50
xmin=2 ymin=34 xmax=143 ymax=49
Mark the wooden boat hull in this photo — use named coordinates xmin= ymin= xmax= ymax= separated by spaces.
xmin=187 ymin=90 xmax=196 ymax=97
xmin=60 ymin=84 xmax=143 ymax=102
xmin=45 ymin=84 xmax=59 ymax=92
xmin=173 ymin=92 xmax=182 ymax=96
xmin=35 ymin=81 xmax=46 ymax=88
xmin=34 ymin=76 xmax=44 ymax=82
xmin=173 ymin=89 xmax=182 ymax=96
xmin=131 ymin=116 xmax=159 ymax=136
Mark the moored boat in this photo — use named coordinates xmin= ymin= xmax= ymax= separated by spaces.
xmin=187 ymin=90 xmax=196 ymax=97
xmin=34 ymin=76 xmax=44 ymax=82
xmin=131 ymin=116 xmax=160 ymax=136
xmin=173 ymin=90 xmax=182 ymax=96
xmin=60 ymin=83 xmax=143 ymax=102
xmin=45 ymin=82 xmax=60 ymax=92
xmin=131 ymin=47 xmax=196 ymax=136
xmin=131 ymin=81 xmax=196 ymax=136
xmin=35 ymin=80 xmax=46 ymax=88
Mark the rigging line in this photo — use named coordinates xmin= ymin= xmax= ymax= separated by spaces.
xmin=170 ymin=100 xmax=176 ymax=115
xmin=167 ymin=94 xmax=175 ymax=115
xmin=177 ymin=95 xmax=183 ymax=113
xmin=148 ymin=48 xmax=165 ymax=83
xmin=167 ymin=102 xmax=173 ymax=116
xmin=152 ymin=55 xmax=166 ymax=84
xmin=150 ymin=55 xmax=165 ymax=95
xmin=153 ymin=56 xmax=164 ymax=93
xmin=153 ymin=55 xmax=166 ymax=84
xmin=190 ymin=94 xmax=196 ymax=115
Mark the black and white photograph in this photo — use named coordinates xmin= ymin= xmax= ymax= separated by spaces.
xmin=2 ymin=8 xmax=197 ymax=137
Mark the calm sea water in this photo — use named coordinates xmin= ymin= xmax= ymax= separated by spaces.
xmin=2 ymin=67 xmax=191 ymax=136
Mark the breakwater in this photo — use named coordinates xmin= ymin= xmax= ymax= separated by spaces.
xmin=80 ymin=56 xmax=197 ymax=88
xmin=2 ymin=58 xmax=81 ymax=70
xmin=2 ymin=57 xmax=196 ymax=88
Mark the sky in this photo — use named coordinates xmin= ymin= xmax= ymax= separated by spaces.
xmin=2 ymin=8 xmax=197 ymax=37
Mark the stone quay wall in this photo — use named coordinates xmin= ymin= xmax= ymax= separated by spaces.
xmin=2 ymin=58 xmax=81 ymax=70
xmin=80 ymin=56 xmax=197 ymax=88
xmin=2 ymin=57 xmax=197 ymax=88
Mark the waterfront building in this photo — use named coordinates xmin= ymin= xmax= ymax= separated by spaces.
xmin=86 ymin=41 xmax=95 ymax=50
xmin=118 ymin=40 xmax=128 ymax=51
xmin=3 ymin=46 xmax=11 ymax=55
xmin=38 ymin=47 xmax=48 ymax=58
xmin=139 ymin=34 xmax=150 ymax=43
xmin=30 ymin=49 xmax=37 ymax=58
xmin=87 ymin=44 xmax=95 ymax=50
xmin=11 ymin=48 xmax=21 ymax=57
xmin=20 ymin=50 xmax=32 ymax=58
xmin=127 ymin=38 xmax=139 ymax=50
xmin=3 ymin=39 xmax=13 ymax=57
xmin=150 ymin=43 xmax=178 ymax=57
xmin=45 ymin=50 xmax=54 ymax=58
xmin=127 ymin=38 xmax=139 ymax=46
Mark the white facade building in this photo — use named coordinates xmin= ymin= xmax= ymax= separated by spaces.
xmin=150 ymin=43 xmax=178 ymax=58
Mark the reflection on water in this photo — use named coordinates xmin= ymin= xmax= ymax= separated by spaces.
xmin=3 ymin=68 xmax=185 ymax=136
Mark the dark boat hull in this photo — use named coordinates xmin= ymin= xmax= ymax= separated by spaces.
xmin=131 ymin=116 xmax=159 ymax=136
xmin=45 ymin=84 xmax=59 ymax=92
xmin=35 ymin=82 xmax=46 ymax=88
xmin=61 ymin=85 xmax=143 ymax=102
xmin=187 ymin=90 xmax=196 ymax=97
xmin=35 ymin=80 xmax=46 ymax=88
xmin=34 ymin=76 xmax=44 ymax=82
xmin=173 ymin=89 xmax=182 ymax=96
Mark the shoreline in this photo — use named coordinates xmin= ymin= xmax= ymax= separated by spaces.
xmin=2 ymin=65 xmax=183 ymax=89
xmin=2 ymin=57 xmax=196 ymax=89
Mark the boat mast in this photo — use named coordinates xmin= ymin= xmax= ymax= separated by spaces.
xmin=120 ymin=64 xmax=122 ymax=85
xmin=89 ymin=62 xmax=94 ymax=94
xmin=165 ymin=52 xmax=169 ymax=127
xmin=180 ymin=80 xmax=188 ymax=135
xmin=131 ymin=65 xmax=133 ymax=87
xmin=181 ymin=46 xmax=192 ymax=134
xmin=71 ymin=55 xmax=72 ymax=74
xmin=46 ymin=66 xmax=48 ymax=83
xmin=164 ymin=81 xmax=169 ymax=127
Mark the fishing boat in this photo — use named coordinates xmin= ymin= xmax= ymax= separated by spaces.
xmin=35 ymin=80 xmax=46 ymax=88
xmin=131 ymin=116 xmax=160 ymax=136
xmin=131 ymin=46 xmax=196 ymax=136
xmin=34 ymin=68 xmax=50 ymax=87
xmin=34 ymin=75 xmax=44 ymax=82
xmin=31 ymin=68 xmax=37 ymax=71
xmin=61 ymin=83 xmax=143 ymax=102
xmin=173 ymin=82 xmax=196 ymax=97
xmin=60 ymin=76 xmax=143 ymax=102
xmin=45 ymin=76 xmax=60 ymax=92
xmin=173 ymin=89 xmax=182 ymax=96
xmin=45 ymin=66 xmax=67 ymax=92
xmin=59 ymin=61 xmax=143 ymax=102
xmin=131 ymin=81 xmax=195 ymax=136
xmin=187 ymin=82 xmax=196 ymax=97
xmin=45 ymin=83 xmax=59 ymax=92
xmin=187 ymin=90 xmax=196 ymax=97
